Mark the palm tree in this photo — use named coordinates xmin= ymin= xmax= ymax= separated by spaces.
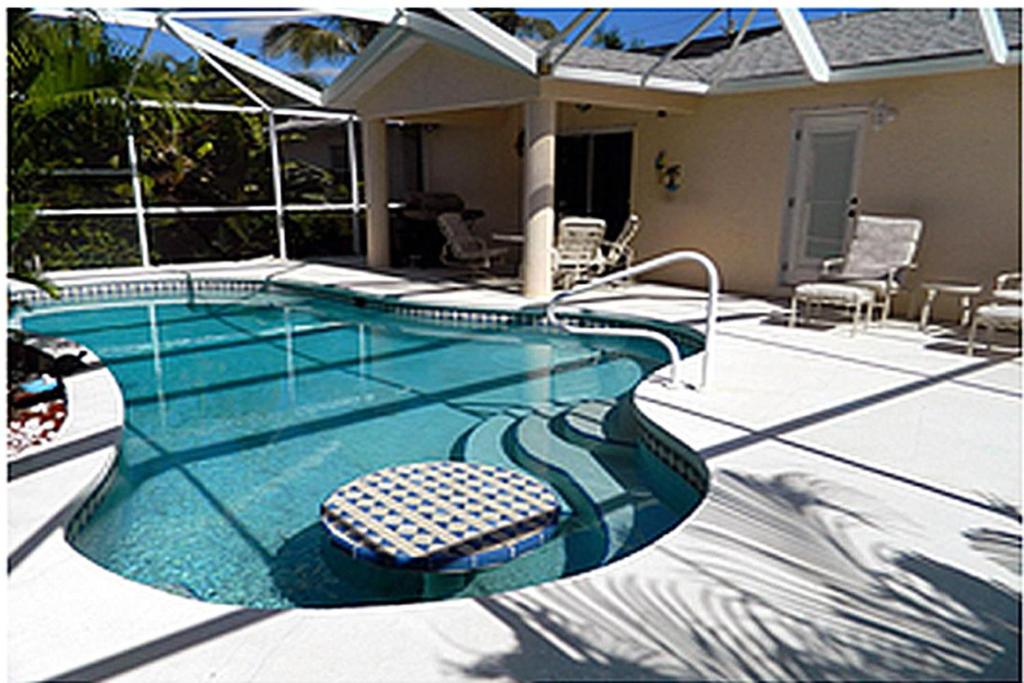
xmin=591 ymin=27 xmax=645 ymax=51
xmin=477 ymin=9 xmax=557 ymax=39
xmin=261 ymin=17 xmax=379 ymax=67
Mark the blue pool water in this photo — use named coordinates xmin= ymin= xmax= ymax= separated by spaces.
xmin=22 ymin=289 xmax=702 ymax=608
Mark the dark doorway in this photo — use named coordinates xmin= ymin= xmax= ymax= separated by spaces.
xmin=555 ymin=130 xmax=633 ymax=239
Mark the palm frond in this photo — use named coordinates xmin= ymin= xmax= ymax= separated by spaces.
xmin=262 ymin=22 xmax=357 ymax=66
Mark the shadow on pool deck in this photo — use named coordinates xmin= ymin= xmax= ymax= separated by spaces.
xmin=445 ymin=470 xmax=1021 ymax=681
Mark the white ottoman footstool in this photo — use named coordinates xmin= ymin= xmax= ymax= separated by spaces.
xmin=789 ymin=282 xmax=874 ymax=335
xmin=967 ymin=303 xmax=1022 ymax=355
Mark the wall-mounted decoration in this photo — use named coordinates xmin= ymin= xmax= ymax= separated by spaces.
xmin=870 ymin=98 xmax=898 ymax=130
xmin=655 ymin=150 xmax=683 ymax=192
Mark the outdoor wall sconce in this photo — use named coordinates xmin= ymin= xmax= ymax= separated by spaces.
xmin=655 ymin=150 xmax=683 ymax=192
xmin=870 ymin=98 xmax=898 ymax=130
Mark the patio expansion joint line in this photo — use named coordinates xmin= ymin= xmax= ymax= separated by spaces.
xmin=637 ymin=357 xmax=1021 ymax=523
xmin=719 ymin=329 xmax=1022 ymax=401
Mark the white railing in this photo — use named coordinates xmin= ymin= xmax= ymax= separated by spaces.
xmin=545 ymin=250 xmax=720 ymax=389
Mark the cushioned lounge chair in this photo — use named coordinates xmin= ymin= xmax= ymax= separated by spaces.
xmin=437 ymin=212 xmax=510 ymax=271
xmin=819 ymin=214 xmax=924 ymax=323
xmin=790 ymin=214 xmax=923 ymax=331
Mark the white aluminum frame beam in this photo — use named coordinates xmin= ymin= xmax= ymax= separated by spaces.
xmin=551 ymin=65 xmax=709 ymax=95
xmin=346 ymin=118 xmax=363 ymax=255
xmin=550 ymin=9 xmax=611 ymax=69
xmin=165 ymin=10 xmax=347 ymax=21
xmin=537 ymin=10 xmax=593 ymax=63
xmin=126 ymin=130 xmax=151 ymax=267
xmin=267 ymin=112 xmax=288 ymax=259
xmin=162 ymin=17 xmax=322 ymax=105
xmin=775 ymin=8 xmax=831 ymax=83
xmin=710 ymin=9 xmax=758 ymax=88
xmin=642 ymin=9 xmax=723 ymax=85
xmin=401 ymin=10 xmax=535 ymax=74
xmin=978 ymin=9 xmax=1008 ymax=65
xmin=136 ymin=100 xmax=354 ymax=121
xmin=161 ymin=18 xmax=271 ymax=110
xmin=434 ymin=9 xmax=537 ymax=74
xmin=31 ymin=8 xmax=325 ymax=105
xmin=29 ymin=10 xmax=371 ymax=266
xmin=37 ymin=204 xmax=372 ymax=218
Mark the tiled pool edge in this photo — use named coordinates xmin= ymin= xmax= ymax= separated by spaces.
xmin=7 ymin=334 xmax=124 ymax=558
xmin=11 ymin=277 xmax=705 ymax=356
xmin=12 ymin=276 xmax=710 ymax=493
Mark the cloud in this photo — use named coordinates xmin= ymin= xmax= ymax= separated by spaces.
xmin=219 ymin=19 xmax=282 ymax=42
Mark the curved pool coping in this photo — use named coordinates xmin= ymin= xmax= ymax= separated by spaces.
xmin=8 ymin=274 xmax=713 ymax=681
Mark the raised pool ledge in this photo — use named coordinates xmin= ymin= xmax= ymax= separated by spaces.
xmin=9 ymin=275 xmax=706 ymax=359
xmin=8 ymin=333 xmax=123 ymax=574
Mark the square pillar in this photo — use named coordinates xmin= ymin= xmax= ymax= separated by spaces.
xmin=362 ymin=117 xmax=390 ymax=267
xmin=521 ymin=99 xmax=556 ymax=298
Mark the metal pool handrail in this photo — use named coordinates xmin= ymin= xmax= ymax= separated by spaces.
xmin=545 ymin=250 xmax=720 ymax=389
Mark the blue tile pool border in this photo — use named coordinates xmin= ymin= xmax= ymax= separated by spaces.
xmin=12 ymin=276 xmax=710 ymax=494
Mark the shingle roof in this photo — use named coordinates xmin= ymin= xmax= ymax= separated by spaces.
xmin=533 ymin=9 xmax=1021 ymax=85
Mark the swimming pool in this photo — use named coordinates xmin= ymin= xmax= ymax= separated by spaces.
xmin=21 ymin=286 xmax=704 ymax=608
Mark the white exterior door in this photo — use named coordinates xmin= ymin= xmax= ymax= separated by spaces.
xmin=781 ymin=111 xmax=867 ymax=284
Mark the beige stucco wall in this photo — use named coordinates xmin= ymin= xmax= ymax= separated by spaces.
xmin=356 ymin=43 xmax=538 ymax=119
xmin=632 ymin=67 xmax=1021 ymax=310
xmin=556 ymin=67 xmax=1021 ymax=317
xmin=351 ymin=41 xmax=1020 ymax=314
xmin=416 ymin=107 xmax=524 ymax=239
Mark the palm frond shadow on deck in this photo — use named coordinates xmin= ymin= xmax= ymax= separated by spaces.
xmin=447 ymin=470 xmax=1020 ymax=681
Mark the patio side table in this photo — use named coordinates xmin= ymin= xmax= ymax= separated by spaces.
xmin=917 ymin=281 xmax=983 ymax=330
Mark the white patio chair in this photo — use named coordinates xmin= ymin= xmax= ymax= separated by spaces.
xmin=437 ymin=212 xmax=510 ymax=271
xmin=595 ymin=213 xmax=641 ymax=276
xmin=551 ymin=217 xmax=606 ymax=289
xmin=818 ymin=213 xmax=924 ymax=323
xmin=992 ymin=271 xmax=1022 ymax=304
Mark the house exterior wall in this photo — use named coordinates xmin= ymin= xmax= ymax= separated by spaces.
xmin=349 ymin=39 xmax=1020 ymax=316
xmin=417 ymin=107 xmax=523 ymax=240
xmin=356 ymin=43 xmax=538 ymax=119
xmin=633 ymin=67 xmax=1021 ymax=310
xmin=557 ymin=67 xmax=1021 ymax=317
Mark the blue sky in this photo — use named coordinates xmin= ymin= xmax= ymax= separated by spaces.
xmin=101 ymin=9 xmax=861 ymax=88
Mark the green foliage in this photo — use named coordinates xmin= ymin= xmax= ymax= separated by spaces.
xmin=591 ymin=27 xmax=645 ymax=51
xmin=9 ymin=12 xmax=358 ymax=272
xmin=261 ymin=17 xmax=378 ymax=66
xmin=477 ymin=9 xmax=557 ymax=39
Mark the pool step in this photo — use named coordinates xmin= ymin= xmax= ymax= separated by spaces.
xmin=557 ymin=398 xmax=638 ymax=453
xmin=510 ymin=411 xmax=637 ymax=566
xmin=455 ymin=413 xmax=520 ymax=471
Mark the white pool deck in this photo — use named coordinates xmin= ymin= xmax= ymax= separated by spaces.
xmin=8 ymin=258 xmax=1022 ymax=681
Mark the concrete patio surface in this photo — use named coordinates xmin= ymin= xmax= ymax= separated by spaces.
xmin=8 ymin=258 xmax=1021 ymax=681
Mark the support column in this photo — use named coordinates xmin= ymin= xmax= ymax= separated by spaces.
xmin=522 ymin=99 xmax=556 ymax=298
xmin=362 ymin=117 xmax=390 ymax=267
